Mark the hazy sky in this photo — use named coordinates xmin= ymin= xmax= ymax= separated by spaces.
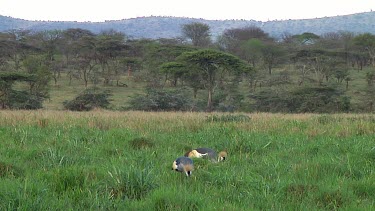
xmin=0 ymin=0 xmax=374 ymax=22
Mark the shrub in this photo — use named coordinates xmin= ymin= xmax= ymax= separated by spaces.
xmin=0 ymin=72 xmax=46 ymax=109
xmin=8 ymin=90 xmax=44 ymax=109
xmin=250 ymin=86 xmax=351 ymax=113
xmin=63 ymin=87 xmax=112 ymax=111
xmin=127 ymin=88 xmax=192 ymax=111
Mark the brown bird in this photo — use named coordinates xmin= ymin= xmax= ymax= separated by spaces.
xmin=172 ymin=156 xmax=194 ymax=177
xmin=185 ymin=148 xmax=227 ymax=163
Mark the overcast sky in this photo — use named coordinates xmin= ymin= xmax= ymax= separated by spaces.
xmin=0 ymin=0 xmax=374 ymax=22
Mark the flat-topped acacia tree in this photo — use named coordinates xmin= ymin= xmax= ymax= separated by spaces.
xmin=0 ymin=72 xmax=40 ymax=109
xmin=177 ymin=49 xmax=251 ymax=112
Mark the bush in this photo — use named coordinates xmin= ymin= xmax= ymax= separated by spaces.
xmin=8 ymin=90 xmax=44 ymax=109
xmin=0 ymin=72 xmax=46 ymax=109
xmin=290 ymin=86 xmax=351 ymax=113
xmin=250 ymin=86 xmax=351 ymax=113
xmin=249 ymin=88 xmax=291 ymax=112
xmin=127 ymin=88 xmax=192 ymax=111
xmin=63 ymin=88 xmax=112 ymax=111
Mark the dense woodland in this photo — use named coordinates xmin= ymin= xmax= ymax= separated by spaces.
xmin=0 ymin=23 xmax=375 ymax=112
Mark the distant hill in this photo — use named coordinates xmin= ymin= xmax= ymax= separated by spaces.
xmin=1 ymin=12 xmax=375 ymax=39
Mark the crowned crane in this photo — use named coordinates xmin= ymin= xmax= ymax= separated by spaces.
xmin=172 ymin=156 xmax=194 ymax=177
xmin=185 ymin=148 xmax=227 ymax=163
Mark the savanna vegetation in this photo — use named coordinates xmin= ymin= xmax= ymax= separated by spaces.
xmin=0 ymin=23 xmax=375 ymax=113
xmin=1 ymin=20 xmax=374 ymax=210
xmin=0 ymin=111 xmax=374 ymax=210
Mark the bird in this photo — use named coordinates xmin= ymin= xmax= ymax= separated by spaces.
xmin=172 ymin=156 xmax=194 ymax=177
xmin=184 ymin=148 xmax=227 ymax=163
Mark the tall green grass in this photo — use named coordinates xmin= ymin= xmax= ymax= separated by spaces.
xmin=0 ymin=111 xmax=374 ymax=210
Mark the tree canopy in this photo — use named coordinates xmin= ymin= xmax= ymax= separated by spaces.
xmin=177 ymin=49 xmax=251 ymax=111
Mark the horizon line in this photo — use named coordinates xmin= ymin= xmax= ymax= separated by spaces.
xmin=1 ymin=10 xmax=374 ymax=24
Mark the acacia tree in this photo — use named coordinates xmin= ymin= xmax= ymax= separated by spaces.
xmin=353 ymin=33 xmax=375 ymax=66
xmin=261 ymin=42 xmax=285 ymax=75
xmin=240 ymin=38 xmax=265 ymax=67
xmin=73 ymin=35 xmax=97 ymax=87
xmin=0 ymin=30 xmax=39 ymax=71
xmin=0 ymin=72 xmax=46 ymax=109
xmin=177 ymin=49 xmax=250 ymax=111
xmin=160 ymin=61 xmax=187 ymax=87
xmin=143 ymin=42 xmax=195 ymax=87
xmin=218 ymin=26 xmax=271 ymax=54
xmin=181 ymin=22 xmax=211 ymax=47
xmin=61 ymin=28 xmax=94 ymax=66
xmin=95 ymin=30 xmax=127 ymax=85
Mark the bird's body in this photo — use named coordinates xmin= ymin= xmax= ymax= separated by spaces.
xmin=172 ymin=156 xmax=194 ymax=177
xmin=185 ymin=148 xmax=227 ymax=163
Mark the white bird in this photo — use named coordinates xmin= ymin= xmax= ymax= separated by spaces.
xmin=172 ymin=156 xmax=194 ymax=177
xmin=184 ymin=148 xmax=227 ymax=163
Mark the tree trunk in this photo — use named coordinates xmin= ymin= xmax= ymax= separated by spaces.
xmin=346 ymin=80 xmax=349 ymax=90
xmin=69 ymin=74 xmax=72 ymax=85
xmin=127 ymin=66 xmax=132 ymax=77
xmin=83 ymin=71 xmax=88 ymax=87
xmin=206 ymin=88 xmax=213 ymax=112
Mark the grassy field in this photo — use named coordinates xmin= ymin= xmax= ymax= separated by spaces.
xmin=0 ymin=111 xmax=374 ymax=210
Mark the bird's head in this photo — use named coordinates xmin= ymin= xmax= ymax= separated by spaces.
xmin=218 ymin=151 xmax=228 ymax=162
xmin=172 ymin=160 xmax=178 ymax=171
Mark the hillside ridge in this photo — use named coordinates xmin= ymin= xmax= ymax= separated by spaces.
xmin=1 ymin=11 xmax=375 ymax=39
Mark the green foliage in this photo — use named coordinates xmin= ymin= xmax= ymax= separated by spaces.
xmin=181 ymin=22 xmax=211 ymax=47
xmin=250 ymin=86 xmax=351 ymax=113
xmin=178 ymin=49 xmax=250 ymax=111
xmin=292 ymin=32 xmax=320 ymax=45
xmin=22 ymin=55 xmax=52 ymax=98
xmin=0 ymin=72 xmax=46 ymax=109
xmin=249 ymin=88 xmax=290 ymax=112
xmin=2 ymin=20 xmax=375 ymax=113
xmin=0 ymin=72 xmax=36 ymax=82
xmin=8 ymin=90 xmax=44 ymax=109
xmin=127 ymin=88 xmax=192 ymax=111
xmin=63 ymin=87 xmax=112 ymax=111
xmin=240 ymin=38 xmax=265 ymax=66
xmin=353 ymin=33 xmax=375 ymax=48
xmin=290 ymin=86 xmax=351 ymax=113
xmin=179 ymin=49 xmax=249 ymax=72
